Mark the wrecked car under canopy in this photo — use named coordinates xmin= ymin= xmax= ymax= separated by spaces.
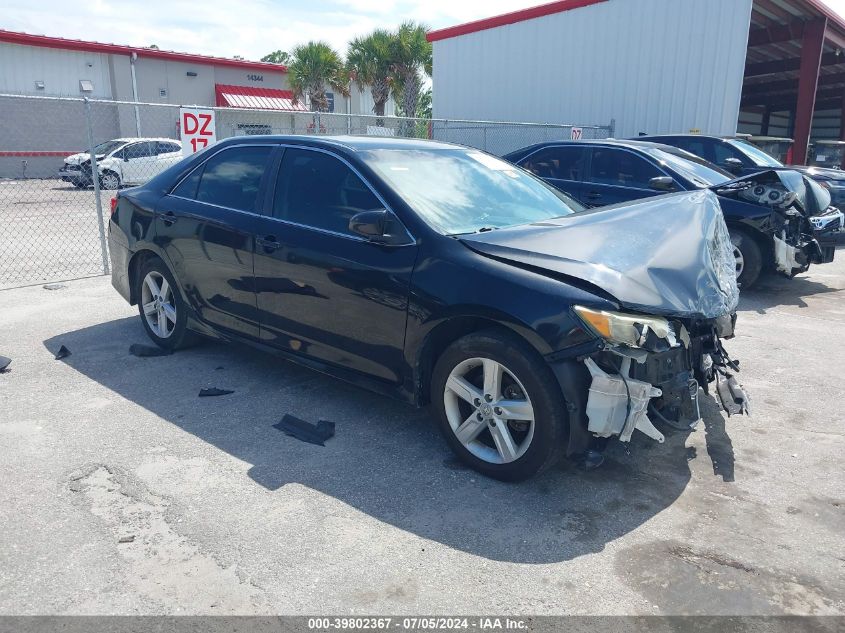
xmin=461 ymin=189 xmax=739 ymax=320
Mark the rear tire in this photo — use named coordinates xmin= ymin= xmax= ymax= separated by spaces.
xmin=431 ymin=328 xmax=568 ymax=481
xmin=729 ymin=228 xmax=763 ymax=289
xmin=135 ymin=257 xmax=198 ymax=350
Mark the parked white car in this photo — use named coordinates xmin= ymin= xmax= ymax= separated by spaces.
xmin=58 ymin=138 xmax=183 ymax=190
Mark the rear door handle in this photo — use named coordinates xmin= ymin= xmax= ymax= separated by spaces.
xmin=257 ymin=235 xmax=282 ymax=252
xmin=161 ymin=211 xmax=178 ymax=226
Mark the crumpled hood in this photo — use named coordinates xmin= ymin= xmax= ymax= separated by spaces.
xmin=461 ymin=190 xmax=739 ymax=320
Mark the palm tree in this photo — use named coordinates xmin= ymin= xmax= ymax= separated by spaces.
xmin=288 ymin=41 xmax=348 ymax=113
xmin=388 ymin=22 xmax=432 ymax=132
xmin=346 ymin=29 xmax=394 ymax=122
xmin=261 ymin=50 xmax=291 ymax=65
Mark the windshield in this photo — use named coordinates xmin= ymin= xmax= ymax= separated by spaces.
xmin=361 ymin=148 xmax=584 ymax=235
xmin=92 ymin=140 xmax=127 ymax=155
xmin=727 ymin=139 xmax=783 ymax=167
xmin=641 ymin=146 xmax=733 ymax=187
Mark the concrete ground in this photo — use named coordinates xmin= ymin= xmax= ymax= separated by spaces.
xmin=0 ymin=249 xmax=843 ymax=616
xmin=0 ymin=179 xmax=112 ymax=289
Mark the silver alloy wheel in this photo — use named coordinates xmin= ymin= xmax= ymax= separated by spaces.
xmin=733 ymin=245 xmax=745 ymax=278
xmin=101 ymin=172 xmax=120 ymax=190
xmin=141 ymin=271 xmax=177 ymax=339
xmin=443 ymin=357 xmax=535 ymax=465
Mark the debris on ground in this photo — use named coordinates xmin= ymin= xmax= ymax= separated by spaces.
xmin=42 ymin=283 xmax=67 ymax=290
xmin=198 ymin=387 xmax=234 ymax=397
xmin=117 ymin=535 xmax=135 ymax=544
xmin=54 ymin=345 xmax=71 ymax=360
xmin=129 ymin=343 xmax=172 ymax=358
xmin=273 ymin=414 xmax=335 ymax=446
xmin=0 ymin=355 xmax=11 ymax=373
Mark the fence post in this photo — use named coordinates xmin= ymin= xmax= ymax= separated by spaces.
xmin=610 ymin=118 xmax=616 ymax=138
xmin=84 ymin=97 xmax=110 ymax=275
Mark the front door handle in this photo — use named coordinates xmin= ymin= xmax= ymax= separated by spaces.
xmin=161 ymin=211 xmax=178 ymax=226
xmin=257 ymin=235 xmax=282 ymax=252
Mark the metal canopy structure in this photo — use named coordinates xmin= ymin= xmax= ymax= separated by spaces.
xmin=741 ymin=0 xmax=845 ymax=165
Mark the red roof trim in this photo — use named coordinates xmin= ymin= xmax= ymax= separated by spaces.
xmin=427 ymin=0 xmax=609 ymax=42
xmin=0 ymin=29 xmax=287 ymax=72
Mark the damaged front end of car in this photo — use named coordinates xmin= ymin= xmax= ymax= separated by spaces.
xmin=714 ymin=170 xmax=836 ymax=277
xmin=567 ymin=199 xmax=749 ymax=449
xmin=461 ymin=190 xmax=750 ymax=455
xmin=572 ymin=306 xmax=748 ymax=449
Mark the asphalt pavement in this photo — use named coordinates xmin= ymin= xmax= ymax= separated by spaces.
xmin=0 ymin=248 xmax=843 ymax=615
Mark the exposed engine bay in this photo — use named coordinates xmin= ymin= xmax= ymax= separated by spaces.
xmin=577 ymin=308 xmax=748 ymax=445
xmin=715 ymin=170 xmax=835 ymax=277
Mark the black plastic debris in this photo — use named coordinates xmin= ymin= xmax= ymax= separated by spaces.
xmin=129 ymin=344 xmax=172 ymax=358
xmin=273 ymin=414 xmax=335 ymax=446
xmin=198 ymin=387 xmax=234 ymax=397
xmin=117 ymin=535 xmax=135 ymax=544
xmin=55 ymin=345 xmax=71 ymax=360
xmin=42 ymin=283 xmax=67 ymax=290
xmin=0 ymin=355 xmax=11 ymax=373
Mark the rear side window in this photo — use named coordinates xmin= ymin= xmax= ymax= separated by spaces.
xmin=589 ymin=148 xmax=663 ymax=189
xmin=181 ymin=146 xmax=274 ymax=212
xmin=157 ymin=142 xmax=181 ymax=154
xmin=124 ymin=142 xmax=156 ymax=159
xmin=519 ymin=146 xmax=587 ymax=181
xmin=273 ymin=148 xmax=382 ymax=235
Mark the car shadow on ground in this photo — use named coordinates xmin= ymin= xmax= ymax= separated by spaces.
xmin=44 ymin=317 xmax=734 ymax=564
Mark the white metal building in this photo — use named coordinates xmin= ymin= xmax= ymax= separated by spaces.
xmin=428 ymin=0 xmax=845 ymax=165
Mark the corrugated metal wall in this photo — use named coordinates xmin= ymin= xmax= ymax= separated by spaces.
xmin=432 ymin=0 xmax=754 ymax=138
xmin=0 ymin=43 xmax=113 ymax=99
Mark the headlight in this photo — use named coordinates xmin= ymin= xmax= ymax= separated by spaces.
xmin=574 ymin=305 xmax=671 ymax=348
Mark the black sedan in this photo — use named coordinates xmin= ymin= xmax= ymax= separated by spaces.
xmin=504 ymin=140 xmax=838 ymax=288
xmin=109 ymin=136 xmax=746 ymax=481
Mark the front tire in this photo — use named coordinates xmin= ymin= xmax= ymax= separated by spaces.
xmin=100 ymin=171 xmax=121 ymax=190
xmin=431 ymin=329 xmax=568 ymax=481
xmin=135 ymin=257 xmax=196 ymax=350
xmin=729 ymin=228 xmax=763 ymax=289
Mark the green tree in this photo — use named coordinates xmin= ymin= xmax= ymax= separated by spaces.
xmin=261 ymin=50 xmax=292 ymax=65
xmin=288 ymin=41 xmax=349 ymax=112
xmin=346 ymin=29 xmax=394 ymax=120
xmin=416 ymin=87 xmax=432 ymax=120
xmin=389 ymin=21 xmax=432 ymax=130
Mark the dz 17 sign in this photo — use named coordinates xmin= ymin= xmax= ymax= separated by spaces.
xmin=180 ymin=108 xmax=217 ymax=156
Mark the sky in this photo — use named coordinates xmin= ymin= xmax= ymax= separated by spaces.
xmin=2 ymin=0 xmax=845 ymax=61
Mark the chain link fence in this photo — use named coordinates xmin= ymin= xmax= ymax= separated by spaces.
xmin=0 ymin=93 xmax=613 ymax=289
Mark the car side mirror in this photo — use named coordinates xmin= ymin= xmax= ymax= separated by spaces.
xmin=722 ymin=158 xmax=744 ymax=174
xmin=349 ymin=209 xmax=410 ymax=245
xmin=350 ymin=209 xmax=389 ymax=238
xmin=648 ymin=176 xmax=677 ymax=192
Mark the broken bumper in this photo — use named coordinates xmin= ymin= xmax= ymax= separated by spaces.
xmin=574 ymin=318 xmax=749 ymax=447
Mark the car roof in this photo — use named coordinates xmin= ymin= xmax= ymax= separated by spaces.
xmin=637 ymin=134 xmax=736 ymax=141
xmin=508 ymin=138 xmax=684 ymax=155
xmin=218 ymin=134 xmax=464 ymax=152
xmin=110 ymin=137 xmax=181 ymax=143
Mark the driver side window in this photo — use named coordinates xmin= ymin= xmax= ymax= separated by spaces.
xmin=273 ymin=148 xmax=382 ymax=236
